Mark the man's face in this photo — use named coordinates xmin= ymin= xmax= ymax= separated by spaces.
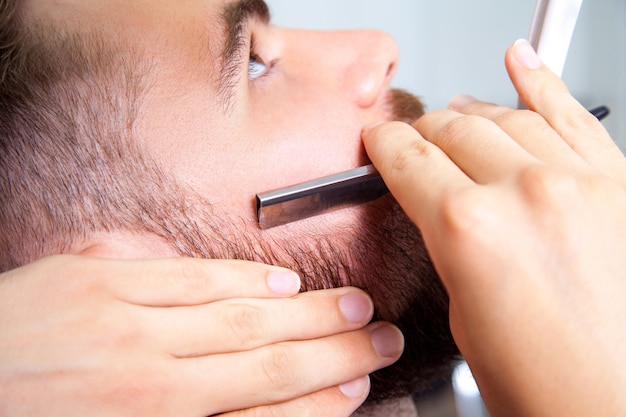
xmin=35 ymin=0 xmax=458 ymax=402
xmin=36 ymin=0 xmax=413 ymax=232
xmin=111 ymin=0 xmax=400 ymax=223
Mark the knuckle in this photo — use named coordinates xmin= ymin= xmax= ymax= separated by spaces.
xmin=518 ymin=165 xmax=580 ymax=205
xmin=372 ymin=121 xmax=430 ymax=173
xmin=414 ymin=108 xmax=447 ymax=128
xmin=169 ymin=257 xmax=213 ymax=295
xmin=170 ymin=257 xmax=202 ymax=282
xmin=587 ymin=174 xmax=622 ymax=197
xmin=389 ymin=139 xmax=432 ymax=174
xmin=89 ymin=312 xmax=145 ymax=352
xmin=439 ymin=187 xmax=491 ymax=236
xmin=436 ymin=115 xmax=485 ymax=149
xmin=100 ymin=369 xmax=170 ymax=414
xmin=494 ymin=110 xmax=559 ymax=149
xmin=566 ymin=109 xmax=605 ymax=136
xmin=493 ymin=108 xmax=542 ymax=129
xmin=260 ymin=345 xmax=298 ymax=394
xmin=224 ymin=304 xmax=267 ymax=349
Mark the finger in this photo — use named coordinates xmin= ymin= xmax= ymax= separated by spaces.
xmin=140 ymin=287 xmax=374 ymax=357
xmin=77 ymin=256 xmax=301 ymax=306
xmin=362 ymin=121 xmax=473 ymax=227
xmin=506 ymin=39 xmax=626 ymax=184
xmin=449 ymin=97 xmax=591 ymax=173
xmin=413 ymin=110 xmax=540 ymax=184
xmin=218 ymin=377 xmax=370 ymax=417
xmin=179 ymin=322 xmax=403 ymax=415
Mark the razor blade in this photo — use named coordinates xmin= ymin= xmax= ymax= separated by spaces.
xmin=256 ymin=164 xmax=388 ymax=229
xmin=255 ymin=104 xmax=609 ymax=229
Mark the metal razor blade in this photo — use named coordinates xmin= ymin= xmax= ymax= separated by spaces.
xmin=256 ymin=164 xmax=388 ymax=229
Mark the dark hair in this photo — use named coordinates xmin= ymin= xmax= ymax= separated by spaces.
xmin=0 ymin=1 xmax=159 ymax=271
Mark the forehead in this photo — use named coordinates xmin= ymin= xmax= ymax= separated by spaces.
xmin=25 ymin=0 xmax=268 ymax=26
xmin=24 ymin=0 xmax=208 ymax=30
xmin=23 ymin=0 xmax=273 ymax=113
xmin=26 ymin=0 xmax=269 ymax=60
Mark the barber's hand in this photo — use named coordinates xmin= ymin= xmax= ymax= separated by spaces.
xmin=0 ymin=255 xmax=403 ymax=417
xmin=363 ymin=39 xmax=626 ymax=417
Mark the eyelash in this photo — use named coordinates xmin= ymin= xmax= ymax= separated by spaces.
xmin=247 ymin=36 xmax=273 ymax=81
xmin=248 ymin=53 xmax=268 ymax=80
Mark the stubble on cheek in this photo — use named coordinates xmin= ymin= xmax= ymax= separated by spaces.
xmin=387 ymin=88 xmax=426 ymax=125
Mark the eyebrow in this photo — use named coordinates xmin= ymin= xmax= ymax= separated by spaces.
xmin=217 ymin=0 xmax=271 ymax=111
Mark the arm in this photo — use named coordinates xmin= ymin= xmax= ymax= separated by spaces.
xmin=363 ymin=39 xmax=626 ymax=417
xmin=0 ymin=255 xmax=403 ymax=417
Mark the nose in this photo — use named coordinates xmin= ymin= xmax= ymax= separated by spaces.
xmin=287 ymin=29 xmax=399 ymax=108
xmin=334 ymin=30 xmax=399 ymax=108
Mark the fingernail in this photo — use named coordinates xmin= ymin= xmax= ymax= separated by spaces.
xmin=514 ymin=39 xmax=542 ymax=69
xmin=370 ymin=323 xmax=404 ymax=358
xmin=448 ymin=94 xmax=477 ymax=111
xmin=339 ymin=292 xmax=373 ymax=324
xmin=339 ymin=376 xmax=370 ymax=399
xmin=267 ymin=271 xmax=301 ymax=295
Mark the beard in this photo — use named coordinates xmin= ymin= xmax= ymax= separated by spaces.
xmin=5 ymin=28 xmax=458 ymax=407
xmin=148 ymin=89 xmax=460 ymax=407
xmin=165 ymin=193 xmax=459 ymax=406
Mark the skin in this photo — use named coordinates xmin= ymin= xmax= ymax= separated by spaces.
xmin=28 ymin=1 xmax=445 ymax=331
xmin=4 ymin=0 xmax=434 ymax=416
xmin=32 ymin=0 xmax=398 ymax=222
xmin=21 ymin=0 xmax=625 ymax=415
xmin=0 ymin=255 xmax=404 ymax=417
xmin=21 ymin=0 xmax=458 ymax=412
xmin=363 ymin=39 xmax=626 ymax=416
xmin=4 ymin=2 xmax=624 ymax=415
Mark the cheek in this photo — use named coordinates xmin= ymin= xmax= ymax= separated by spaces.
xmin=159 ymin=80 xmax=373 ymax=224
xmin=245 ymin=84 xmax=366 ymax=190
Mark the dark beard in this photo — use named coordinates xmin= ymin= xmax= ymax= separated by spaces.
xmin=156 ymin=89 xmax=460 ymax=406
xmin=279 ymin=197 xmax=460 ymax=405
xmin=163 ymin=187 xmax=459 ymax=406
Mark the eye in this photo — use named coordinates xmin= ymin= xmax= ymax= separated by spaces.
xmin=248 ymin=54 xmax=268 ymax=80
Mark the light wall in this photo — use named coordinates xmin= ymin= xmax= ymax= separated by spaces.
xmin=265 ymin=0 xmax=626 ymax=148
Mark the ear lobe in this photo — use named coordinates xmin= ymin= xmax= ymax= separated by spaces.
xmin=75 ymin=232 xmax=177 ymax=260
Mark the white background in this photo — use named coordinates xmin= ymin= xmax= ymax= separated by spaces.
xmin=265 ymin=0 xmax=626 ymax=148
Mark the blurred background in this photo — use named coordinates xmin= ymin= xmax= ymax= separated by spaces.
xmin=266 ymin=0 xmax=625 ymax=149
xmin=264 ymin=1 xmax=625 ymax=416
